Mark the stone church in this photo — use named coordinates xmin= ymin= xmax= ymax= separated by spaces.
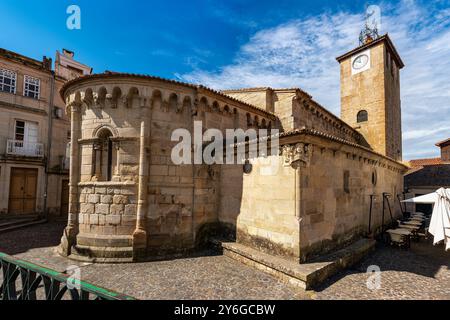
xmin=59 ymin=34 xmax=408 ymax=266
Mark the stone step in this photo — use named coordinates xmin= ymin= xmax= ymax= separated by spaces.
xmin=218 ymin=238 xmax=376 ymax=290
xmin=0 ymin=218 xmax=47 ymax=234
xmin=69 ymin=252 xmax=134 ymax=264
xmin=71 ymin=244 xmax=134 ymax=263
xmin=76 ymin=234 xmax=133 ymax=248
xmin=0 ymin=218 xmax=33 ymax=228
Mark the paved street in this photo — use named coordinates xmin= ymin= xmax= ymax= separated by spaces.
xmin=0 ymin=222 xmax=449 ymax=300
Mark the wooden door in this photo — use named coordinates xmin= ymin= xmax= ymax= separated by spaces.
xmin=60 ymin=180 xmax=69 ymax=217
xmin=9 ymin=168 xmax=38 ymax=215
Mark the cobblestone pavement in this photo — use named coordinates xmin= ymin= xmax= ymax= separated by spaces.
xmin=313 ymin=241 xmax=450 ymax=300
xmin=0 ymin=222 xmax=449 ymax=300
xmin=0 ymin=222 xmax=309 ymax=300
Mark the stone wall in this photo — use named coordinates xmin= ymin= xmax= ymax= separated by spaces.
xmin=219 ymin=132 xmax=406 ymax=263
xmin=297 ymin=135 xmax=404 ymax=261
xmin=220 ymin=155 xmax=301 ymax=259
xmin=78 ymin=182 xmax=137 ymax=236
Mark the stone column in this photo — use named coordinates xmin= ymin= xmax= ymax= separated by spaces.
xmin=94 ymin=144 xmax=102 ymax=180
xmin=59 ymin=101 xmax=82 ymax=256
xmin=132 ymin=108 xmax=149 ymax=259
xmin=114 ymin=142 xmax=121 ymax=176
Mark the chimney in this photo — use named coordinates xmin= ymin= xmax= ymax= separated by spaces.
xmin=42 ymin=56 xmax=52 ymax=71
xmin=436 ymin=139 xmax=450 ymax=162
xmin=63 ymin=49 xmax=75 ymax=59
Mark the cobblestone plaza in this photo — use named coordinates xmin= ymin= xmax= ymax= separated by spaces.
xmin=1 ymin=222 xmax=448 ymax=300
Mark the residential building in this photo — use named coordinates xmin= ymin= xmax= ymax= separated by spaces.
xmin=404 ymin=138 xmax=450 ymax=214
xmin=0 ymin=48 xmax=91 ymax=217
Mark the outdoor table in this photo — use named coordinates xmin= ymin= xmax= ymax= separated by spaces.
xmin=387 ymin=229 xmax=412 ymax=248
xmin=399 ymin=224 xmax=420 ymax=230
xmin=403 ymin=221 xmax=422 ymax=226
xmin=399 ymin=224 xmax=421 ymax=241
xmin=387 ymin=229 xmax=412 ymax=235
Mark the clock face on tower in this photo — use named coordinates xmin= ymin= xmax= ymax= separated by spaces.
xmin=352 ymin=54 xmax=369 ymax=69
xmin=351 ymin=49 xmax=371 ymax=75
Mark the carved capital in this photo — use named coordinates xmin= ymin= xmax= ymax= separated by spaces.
xmin=67 ymin=101 xmax=82 ymax=114
xmin=281 ymin=143 xmax=312 ymax=167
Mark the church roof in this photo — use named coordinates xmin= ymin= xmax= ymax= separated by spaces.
xmin=336 ymin=34 xmax=405 ymax=69
xmin=60 ymin=72 xmax=276 ymax=119
xmin=222 ymin=87 xmax=312 ymax=98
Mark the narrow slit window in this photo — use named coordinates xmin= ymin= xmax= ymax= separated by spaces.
xmin=357 ymin=110 xmax=368 ymax=123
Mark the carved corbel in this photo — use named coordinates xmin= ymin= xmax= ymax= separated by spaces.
xmin=191 ymin=99 xmax=199 ymax=117
xmin=82 ymin=97 xmax=92 ymax=109
xmin=161 ymin=100 xmax=170 ymax=112
xmin=105 ymin=93 xmax=113 ymax=108
xmin=281 ymin=143 xmax=312 ymax=167
xmin=141 ymin=97 xmax=152 ymax=109
xmin=93 ymin=94 xmax=99 ymax=107
xmin=122 ymin=96 xmax=129 ymax=108
xmin=176 ymin=102 xmax=183 ymax=113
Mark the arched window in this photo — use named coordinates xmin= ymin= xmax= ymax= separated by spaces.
xmin=357 ymin=110 xmax=368 ymax=123
xmin=93 ymin=128 xmax=114 ymax=181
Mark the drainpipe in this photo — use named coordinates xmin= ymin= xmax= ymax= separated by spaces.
xmin=44 ymin=71 xmax=56 ymax=219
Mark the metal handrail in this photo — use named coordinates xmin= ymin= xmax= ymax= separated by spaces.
xmin=0 ymin=253 xmax=136 ymax=300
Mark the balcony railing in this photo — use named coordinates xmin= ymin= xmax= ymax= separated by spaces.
xmin=6 ymin=139 xmax=44 ymax=158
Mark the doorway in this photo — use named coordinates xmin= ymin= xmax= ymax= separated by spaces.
xmin=8 ymin=168 xmax=38 ymax=215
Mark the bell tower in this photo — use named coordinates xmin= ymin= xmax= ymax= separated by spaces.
xmin=337 ymin=30 xmax=404 ymax=161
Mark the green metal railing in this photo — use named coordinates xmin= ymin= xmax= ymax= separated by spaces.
xmin=0 ymin=253 xmax=136 ymax=300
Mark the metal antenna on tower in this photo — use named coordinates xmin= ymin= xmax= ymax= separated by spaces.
xmin=359 ymin=5 xmax=381 ymax=45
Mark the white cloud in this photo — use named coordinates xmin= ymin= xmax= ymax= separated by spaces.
xmin=180 ymin=0 xmax=450 ymax=160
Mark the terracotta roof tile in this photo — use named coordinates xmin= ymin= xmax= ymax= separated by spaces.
xmin=409 ymin=158 xmax=444 ymax=168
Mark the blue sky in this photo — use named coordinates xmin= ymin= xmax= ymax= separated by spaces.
xmin=1 ymin=0 xmax=449 ymax=160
